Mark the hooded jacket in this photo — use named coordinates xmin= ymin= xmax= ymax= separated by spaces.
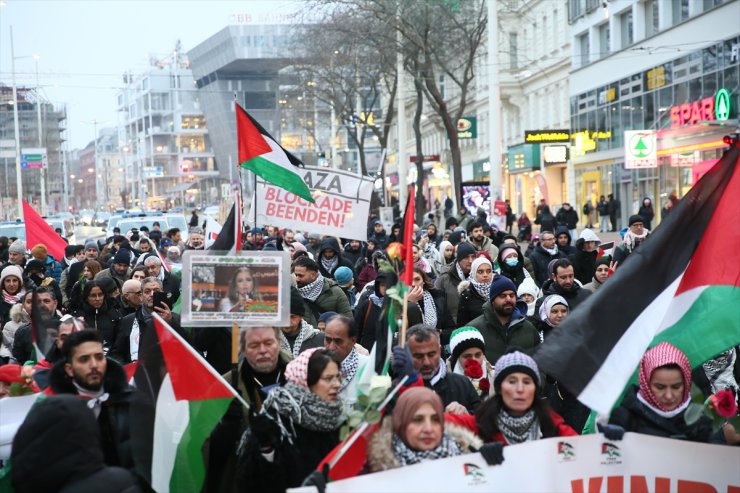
xmin=555 ymin=206 xmax=579 ymax=230
xmin=537 ymin=279 xmax=591 ymax=312
xmin=570 ymin=239 xmax=599 ymax=285
xmin=554 ymin=226 xmax=576 ymax=256
xmin=467 ymin=301 xmax=540 ymax=364
xmin=2 ymin=303 xmax=29 ymax=361
xmin=316 ymin=237 xmax=354 ymax=279
xmin=365 ymin=416 xmax=483 ymax=473
xmin=497 ymin=247 xmax=530 ymax=287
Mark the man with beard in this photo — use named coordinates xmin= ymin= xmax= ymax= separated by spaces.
xmin=464 ymin=221 xmax=499 ymax=260
xmin=342 ymin=239 xmax=363 ymax=271
xmin=44 ymin=330 xmax=134 ymax=469
xmin=468 ymin=276 xmax=540 ymax=364
xmin=185 ymin=227 xmax=205 ymax=250
xmin=316 ymin=237 xmax=354 ymax=280
xmin=529 ymin=230 xmax=566 ymax=285
xmin=434 ymin=242 xmax=476 ymax=328
xmin=206 ymin=326 xmax=291 ymax=493
xmin=280 ymin=287 xmax=324 ymax=357
xmin=537 ymin=258 xmax=591 ymax=313
xmin=119 ymin=279 xmax=143 ymax=316
xmin=323 ymin=315 xmax=367 ymax=409
xmin=293 ymin=256 xmax=352 ymax=328
xmin=143 ymin=255 xmax=180 ymax=307
xmin=95 ymin=249 xmax=131 ymax=288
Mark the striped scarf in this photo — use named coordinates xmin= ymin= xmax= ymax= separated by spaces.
xmin=297 ymin=273 xmax=325 ymax=302
xmin=340 ymin=347 xmax=359 ymax=393
xmin=2 ymin=288 xmax=24 ymax=305
xmin=419 ymin=291 xmax=437 ymax=329
xmin=470 ymin=278 xmax=491 ymax=300
xmin=497 ymin=409 xmax=541 ymax=444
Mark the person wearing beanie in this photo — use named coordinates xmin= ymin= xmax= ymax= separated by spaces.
xmin=279 ymin=287 xmax=325 ymax=358
xmin=516 ymin=277 xmax=540 ymax=316
xmin=94 ymin=248 xmax=132 ymax=289
xmin=466 ymin=275 xmax=539 ymax=365
xmin=434 ymin=241 xmax=477 ymax=327
xmin=6 ymin=240 xmax=27 ymax=268
xmin=497 ymin=243 xmax=530 ymax=288
xmin=456 ymin=256 xmax=494 ymax=326
xmin=305 ymin=232 xmax=323 ymax=258
xmin=569 ymin=228 xmax=601 ymax=285
xmin=448 ymin=327 xmax=495 ymax=398
xmin=365 ymin=386 xmax=482 ymax=472
xmin=0 ymin=265 xmax=25 ymax=328
xmin=583 ymin=256 xmax=612 ymax=293
xmin=613 ymin=214 xmax=650 ymax=265
xmin=32 ymin=244 xmax=64 ymax=285
xmin=536 ymin=257 xmax=591 ymax=314
xmin=446 ymin=349 xmax=577 ymax=446
xmin=333 ymin=265 xmax=356 ymax=307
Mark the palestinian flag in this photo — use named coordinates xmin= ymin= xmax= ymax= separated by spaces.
xmin=208 ymin=198 xmax=241 ymax=254
xmin=401 ymin=185 xmax=416 ymax=285
xmin=130 ymin=313 xmax=247 ymax=492
xmin=236 ymin=102 xmax=314 ymax=203
xmin=535 ymin=143 xmax=740 ymax=415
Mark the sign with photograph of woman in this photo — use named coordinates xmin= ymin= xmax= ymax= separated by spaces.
xmin=180 ymin=250 xmax=291 ymax=326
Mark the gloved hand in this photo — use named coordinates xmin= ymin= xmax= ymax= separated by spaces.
xmin=478 ymin=442 xmax=505 ymax=466
xmin=301 ymin=464 xmax=329 ymax=493
xmin=249 ymin=407 xmax=279 ymax=449
xmin=391 ymin=346 xmax=416 ymax=380
xmin=597 ymin=422 xmax=626 ymax=441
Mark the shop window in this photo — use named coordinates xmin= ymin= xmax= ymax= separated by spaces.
xmin=672 ymin=0 xmax=690 ymax=24
xmin=703 ymin=46 xmax=718 ymax=73
xmin=724 ymin=66 xmax=739 ymax=98
xmin=643 ymin=93 xmax=655 ymax=130
xmin=688 ymin=78 xmax=702 ymax=102
xmin=509 ymin=32 xmax=518 ymax=70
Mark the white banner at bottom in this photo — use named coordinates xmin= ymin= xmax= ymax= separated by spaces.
xmin=290 ymin=433 xmax=740 ymax=493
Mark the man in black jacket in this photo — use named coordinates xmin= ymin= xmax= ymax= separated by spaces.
xmin=406 ymin=324 xmax=480 ymax=414
xmin=536 ymin=258 xmax=592 ymax=313
xmin=316 ymin=237 xmax=354 ymax=280
xmin=528 ymin=231 xmax=566 ymax=286
xmin=143 ymin=254 xmax=180 ymax=307
xmin=46 ymin=330 xmax=134 ymax=470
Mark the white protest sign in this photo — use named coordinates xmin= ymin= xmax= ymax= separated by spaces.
xmin=253 ymin=166 xmax=374 ymax=240
xmin=290 ymin=433 xmax=740 ymax=493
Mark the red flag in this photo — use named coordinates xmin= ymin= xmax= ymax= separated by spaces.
xmin=22 ymin=200 xmax=67 ymax=261
xmin=401 ymin=186 xmax=415 ymax=285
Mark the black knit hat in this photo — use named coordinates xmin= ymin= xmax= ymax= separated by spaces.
xmin=456 ymin=242 xmax=476 ymax=262
xmin=290 ymin=287 xmax=305 ymax=316
xmin=628 ymin=214 xmax=644 ymax=226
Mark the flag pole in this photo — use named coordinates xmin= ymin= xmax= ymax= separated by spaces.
xmin=231 ymin=321 xmax=239 ymax=389
xmin=400 ymin=291 xmax=409 ymax=347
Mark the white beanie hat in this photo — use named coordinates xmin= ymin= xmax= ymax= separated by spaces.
xmin=517 ymin=277 xmax=539 ymax=299
xmin=0 ymin=265 xmax=24 ymax=286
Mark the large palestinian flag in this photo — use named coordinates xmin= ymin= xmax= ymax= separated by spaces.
xmin=535 ymin=142 xmax=740 ymax=415
xmin=236 ymin=102 xmax=314 ymax=203
xmin=130 ymin=313 xmax=246 ymax=492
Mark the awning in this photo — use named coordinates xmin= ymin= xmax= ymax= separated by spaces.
xmin=167 ymin=179 xmax=204 ymax=195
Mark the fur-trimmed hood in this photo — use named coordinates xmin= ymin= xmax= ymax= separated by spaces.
xmin=457 ymin=280 xmax=471 ymax=294
xmin=366 ymin=415 xmax=483 ymax=473
xmin=9 ymin=302 xmax=30 ymax=324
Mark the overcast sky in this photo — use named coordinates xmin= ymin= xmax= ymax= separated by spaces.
xmin=1 ymin=0 xmax=302 ymax=149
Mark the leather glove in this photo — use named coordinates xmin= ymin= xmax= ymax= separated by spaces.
xmin=478 ymin=442 xmax=505 ymax=466
xmin=598 ymin=423 xmax=626 ymax=441
xmin=391 ymin=346 xmax=416 ymax=380
xmin=249 ymin=407 xmax=279 ymax=449
xmin=301 ymin=464 xmax=329 ymax=493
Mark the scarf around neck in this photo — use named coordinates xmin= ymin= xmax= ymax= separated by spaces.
xmin=392 ymin=432 xmax=462 ymax=466
xmin=543 ymin=245 xmax=559 ymax=256
xmin=321 ymin=255 xmax=339 ymax=274
xmin=2 ymin=288 xmax=24 ymax=305
xmin=419 ymin=290 xmax=437 ymax=329
xmin=280 ymin=320 xmax=320 ymax=358
xmin=497 ymin=408 xmax=541 ymax=444
xmin=297 ymin=273 xmax=325 ymax=302
xmin=262 ymin=381 xmax=343 ymax=441
xmin=369 ymin=293 xmax=384 ymax=307
xmin=623 ymin=229 xmax=649 ymax=250
xmin=470 ymin=278 xmax=491 ymax=300
xmin=340 ymin=347 xmax=359 ymax=392
xmin=455 ymin=262 xmax=468 ymax=282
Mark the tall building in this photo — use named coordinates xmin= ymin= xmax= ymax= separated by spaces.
xmin=0 ymin=84 xmax=67 ymax=219
xmin=188 ymin=23 xmax=332 ymax=195
xmin=117 ymin=42 xmax=218 ymax=210
xmin=569 ymin=0 xmax=739 ymax=227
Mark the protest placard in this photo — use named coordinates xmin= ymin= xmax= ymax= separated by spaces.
xmin=180 ymin=250 xmax=291 ymax=326
xmin=252 ymin=166 xmax=374 ymax=240
xmin=289 ymin=433 xmax=740 ymax=493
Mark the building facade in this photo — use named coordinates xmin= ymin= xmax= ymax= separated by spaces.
xmin=117 ymin=42 xmax=218 ymax=210
xmin=569 ymin=0 xmax=739 ymax=228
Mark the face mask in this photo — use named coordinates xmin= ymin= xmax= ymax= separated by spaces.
xmin=505 ymin=258 xmax=519 ymax=267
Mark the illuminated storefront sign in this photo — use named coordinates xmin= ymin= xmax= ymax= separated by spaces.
xmin=669 ymin=88 xmax=732 ymax=128
xmin=524 ymin=130 xmax=570 ymax=143
xmin=542 ymin=145 xmax=569 ymax=165
xmin=457 ymin=117 xmax=477 ymax=140
xmin=507 ymin=144 xmax=540 ymax=173
xmin=625 ymin=131 xmax=658 ymax=169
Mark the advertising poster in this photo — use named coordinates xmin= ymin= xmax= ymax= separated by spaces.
xmin=252 ymin=166 xmax=374 ymax=240
xmin=180 ymin=250 xmax=291 ymax=327
xmin=460 ymin=181 xmax=490 ymax=218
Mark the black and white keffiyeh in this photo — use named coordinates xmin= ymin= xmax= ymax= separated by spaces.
xmin=455 ymin=262 xmax=468 ymax=282
xmin=320 ymin=255 xmax=339 ymax=275
xmin=280 ymin=320 xmax=320 ymax=358
xmin=419 ymin=291 xmax=438 ymax=329
xmin=297 ymin=273 xmax=325 ymax=302
xmin=496 ymin=409 xmax=541 ymax=444
xmin=340 ymin=347 xmax=360 ymax=392
xmin=470 ymin=278 xmax=491 ymax=300
xmin=262 ymin=382 xmax=343 ymax=442
xmin=391 ymin=433 xmax=462 ymax=466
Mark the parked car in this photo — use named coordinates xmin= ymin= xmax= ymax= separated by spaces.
xmin=0 ymin=222 xmax=25 ymax=241
xmin=44 ymin=217 xmax=76 ymax=244
xmin=94 ymin=212 xmax=112 ymax=227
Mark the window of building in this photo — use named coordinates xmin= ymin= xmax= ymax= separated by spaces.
xmin=599 ymin=23 xmax=610 ymax=59
xmin=509 ymin=32 xmax=518 ymax=69
xmin=541 ymin=16 xmax=547 ymax=56
xmin=243 ymin=91 xmax=276 ymax=110
xmin=620 ymin=10 xmax=633 ymax=48
xmin=702 ymin=0 xmax=726 ymax=12
xmin=645 ymin=0 xmax=659 ymax=37
xmin=578 ymin=32 xmax=590 ymax=67
xmin=672 ymin=0 xmax=690 ymax=24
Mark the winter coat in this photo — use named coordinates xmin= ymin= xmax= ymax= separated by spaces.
xmin=365 ymin=417 xmax=483 ymax=473
xmin=528 ymin=244 xmax=566 ymax=286
xmin=554 ymin=226 xmax=576 ymax=256
xmin=369 ymin=231 xmax=389 ymax=249
xmin=10 ymin=395 xmax=141 ymax=493
xmin=610 ymin=386 xmax=724 ymax=444
xmin=356 ymin=260 xmax=377 ymax=291
xmin=534 ymin=211 xmax=556 ymax=233
xmin=300 ymin=278 xmax=353 ymax=329
xmin=456 ymin=282 xmax=487 ymax=327
xmin=415 ymin=288 xmax=455 ymax=343
xmin=582 ymin=276 xmax=603 ymax=293
xmin=355 ymin=296 xmax=384 ymax=350
xmin=161 ymin=270 xmax=181 ymax=307
xmin=569 ymin=242 xmax=598 ymax=285
xmin=434 ymin=263 xmax=464 ymax=325
xmin=555 ymin=207 xmax=579 ymax=230
xmin=94 ymin=267 xmax=130 ymax=290
xmin=44 ymin=255 xmax=64 ymax=284
xmin=537 ymin=279 xmax=592 ymax=312
xmin=2 ymin=303 xmax=29 ymax=362
xmin=316 ymin=237 xmax=354 ymax=279
xmin=72 ymin=300 xmax=123 ymax=353
xmin=446 ymin=409 xmax=578 ymax=444
xmin=44 ymin=358 xmax=136 ymax=469
xmin=342 ymin=244 xmax=363 ymax=274
xmin=428 ymin=372 xmax=481 ymax=413
xmin=467 ymin=302 xmax=540 ymax=365
xmin=465 ymin=236 xmax=499 ymax=263
xmin=497 ymin=248 xmax=530 ymax=288
xmin=110 ymin=308 xmax=185 ymax=364
xmin=638 ymin=204 xmax=655 ymax=230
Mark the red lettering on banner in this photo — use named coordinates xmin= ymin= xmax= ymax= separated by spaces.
xmin=607 ymin=476 xmax=624 ymax=493
xmin=571 ymin=477 xmax=603 ymax=493
xmin=630 ymin=476 xmax=670 ymax=493
xmin=677 ymin=480 xmax=717 ymax=493
xmin=573 ymin=477 xmax=728 ymax=493
xmin=266 ymin=202 xmax=276 ymax=216
xmin=265 ymin=187 xmax=277 ymax=201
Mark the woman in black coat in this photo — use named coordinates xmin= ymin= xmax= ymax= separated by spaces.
xmin=456 ymin=257 xmax=494 ymax=327
xmin=638 ymin=197 xmax=655 ymax=230
xmin=354 ymin=272 xmax=388 ymax=350
xmin=72 ymin=280 xmax=122 ymax=353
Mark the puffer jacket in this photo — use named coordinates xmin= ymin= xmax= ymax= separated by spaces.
xmin=300 ymin=278 xmax=353 ymax=328
xmin=467 ymin=301 xmax=540 ymax=365
xmin=72 ymin=300 xmax=123 ymax=353
xmin=44 ymin=255 xmax=64 ymax=284
xmin=365 ymin=416 xmax=483 ymax=473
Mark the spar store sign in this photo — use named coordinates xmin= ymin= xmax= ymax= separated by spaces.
xmin=669 ymin=88 xmax=732 ymax=128
xmin=253 ymin=166 xmax=374 ymax=240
